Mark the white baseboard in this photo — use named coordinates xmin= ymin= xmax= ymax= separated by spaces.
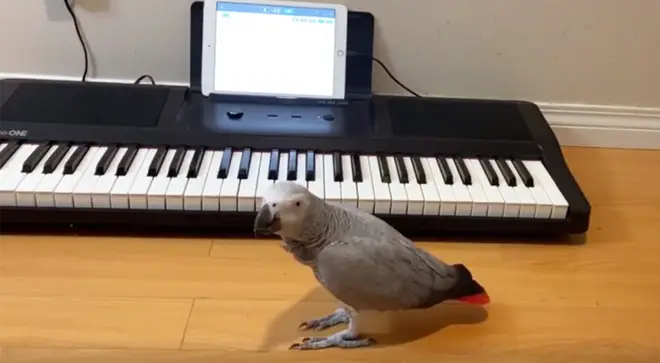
xmin=2 ymin=72 xmax=659 ymax=150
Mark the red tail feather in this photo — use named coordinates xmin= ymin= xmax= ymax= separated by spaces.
xmin=456 ymin=292 xmax=490 ymax=305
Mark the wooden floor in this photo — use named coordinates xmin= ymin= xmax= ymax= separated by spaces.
xmin=1 ymin=146 xmax=660 ymax=363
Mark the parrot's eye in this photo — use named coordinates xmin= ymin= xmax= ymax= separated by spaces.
xmin=295 ymin=201 xmax=301 ymax=207
xmin=272 ymin=203 xmax=277 ymax=207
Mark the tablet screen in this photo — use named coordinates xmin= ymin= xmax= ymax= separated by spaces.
xmin=213 ymin=2 xmax=339 ymax=98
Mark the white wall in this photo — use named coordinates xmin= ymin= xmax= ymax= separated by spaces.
xmin=1 ymin=0 xmax=659 ymax=108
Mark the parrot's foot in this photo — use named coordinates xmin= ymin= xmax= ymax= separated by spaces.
xmin=298 ymin=308 xmax=351 ymax=331
xmin=289 ymin=329 xmax=376 ymax=350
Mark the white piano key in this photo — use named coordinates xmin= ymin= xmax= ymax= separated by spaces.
xmin=418 ymin=158 xmax=442 ymax=215
xmin=237 ymin=151 xmax=262 ymax=211
xmin=35 ymin=146 xmax=78 ymax=207
xmin=489 ymin=159 xmax=521 ymax=218
xmin=356 ymin=155 xmax=375 ymax=213
xmin=293 ymin=153 xmax=307 ymax=187
xmin=54 ymin=146 xmax=103 ymax=208
xmin=165 ymin=149 xmax=196 ymax=210
xmin=127 ymin=148 xmax=158 ymax=210
xmin=385 ymin=156 xmax=408 ymax=214
xmin=0 ymin=144 xmax=39 ymax=206
xmin=0 ymin=143 xmax=6 ymax=153
xmin=109 ymin=148 xmax=150 ymax=209
xmin=523 ymin=160 xmax=569 ymax=219
xmin=402 ymin=157 xmax=424 ymax=215
xmin=254 ymin=151 xmax=274 ymax=207
xmin=445 ymin=158 xmax=473 ymax=216
xmin=219 ymin=151 xmax=242 ymax=211
xmin=505 ymin=159 xmax=538 ymax=218
xmin=460 ymin=160 xmax=488 ymax=217
xmin=367 ymin=156 xmax=391 ymax=214
xmin=306 ymin=154 xmax=324 ymax=200
xmin=146 ymin=149 xmax=177 ymax=210
xmin=14 ymin=145 xmax=59 ymax=207
xmin=72 ymin=146 xmax=108 ymax=208
xmin=91 ymin=147 xmax=128 ymax=208
xmin=184 ymin=150 xmax=214 ymax=211
xmin=466 ymin=159 xmax=504 ymax=217
xmin=277 ymin=152 xmax=288 ymax=182
xmin=323 ymin=154 xmax=342 ymax=206
xmin=340 ymin=154 xmax=358 ymax=208
xmin=511 ymin=160 xmax=552 ymax=218
xmin=201 ymin=150 xmax=224 ymax=211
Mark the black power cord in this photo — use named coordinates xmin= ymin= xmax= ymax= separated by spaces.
xmin=348 ymin=50 xmax=422 ymax=98
xmin=134 ymin=74 xmax=156 ymax=84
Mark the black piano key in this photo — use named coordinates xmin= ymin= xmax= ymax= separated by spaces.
xmin=350 ymin=154 xmax=362 ymax=182
xmin=147 ymin=147 xmax=168 ymax=177
xmin=305 ymin=150 xmax=315 ymax=181
xmin=217 ymin=147 xmax=233 ymax=178
xmin=411 ymin=156 xmax=426 ymax=184
xmin=167 ymin=147 xmax=186 ymax=177
xmin=42 ymin=144 xmax=70 ymax=174
xmin=238 ymin=148 xmax=252 ymax=179
xmin=0 ymin=141 xmax=21 ymax=169
xmin=332 ymin=151 xmax=343 ymax=182
xmin=377 ymin=155 xmax=391 ymax=183
xmin=22 ymin=143 xmax=51 ymax=173
xmin=512 ymin=159 xmax=534 ymax=187
xmin=453 ymin=158 xmax=471 ymax=185
xmin=63 ymin=145 xmax=89 ymax=174
xmin=268 ymin=149 xmax=279 ymax=180
xmin=186 ymin=147 xmax=205 ymax=178
xmin=287 ymin=149 xmax=298 ymax=180
xmin=394 ymin=155 xmax=408 ymax=183
xmin=495 ymin=158 xmax=516 ymax=187
xmin=116 ymin=146 xmax=138 ymax=176
xmin=479 ymin=158 xmax=499 ymax=186
xmin=95 ymin=145 xmax=119 ymax=175
xmin=435 ymin=157 xmax=453 ymax=185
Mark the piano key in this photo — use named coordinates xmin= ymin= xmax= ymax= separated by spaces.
xmin=277 ymin=152 xmax=288 ymax=182
xmin=146 ymin=148 xmax=177 ymax=209
xmin=411 ymin=156 xmax=426 ymax=184
xmin=184 ymin=149 xmax=215 ymax=210
xmin=95 ymin=145 xmax=119 ymax=175
xmin=495 ymin=158 xmax=516 ymax=187
xmin=201 ymin=150 xmax=225 ymax=211
xmin=167 ymin=147 xmax=186 ymax=178
xmin=350 ymin=154 xmax=362 ymax=182
xmin=523 ymin=160 xmax=569 ymax=219
xmin=376 ymin=155 xmax=391 ymax=183
xmin=368 ymin=156 xmax=392 ymax=214
xmin=127 ymin=148 xmax=159 ymax=209
xmin=218 ymin=147 xmax=233 ymax=178
xmin=461 ymin=159 xmax=489 ymax=216
xmin=72 ymin=146 xmax=109 ymax=208
xmin=445 ymin=159 xmax=473 ymax=216
xmin=422 ymin=157 xmax=456 ymax=216
xmin=478 ymin=158 xmax=499 ymax=186
xmin=435 ymin=157 xmax=453 ymax=185
xmin=509 ymin=160 xmax=551 ymax=218
xmin=467 ymin=159 xmax=504 ymax=217
xmin=43 ymin=144 xmax=70 ymax=174
xmin=307 ymin=154 xmax=325 ymax=199
xmin=0 ymin=140 xmax=21 ymax=169
xmin=340 ymin=154 xmax=358 ymax=208
xmin=323 ymin=154 xmax=342 ymax=206
xmin=219 ymin=151 xmax=243 ymax=211
xmin=489 ymin=159 xmax=521 ymax=217
xmin=237 ymin=148 xmax=252 ymax=180
xmin=402 ymin=156 xmax=424 ymax=214
xmin=385 ymin=156 xmax=408 ymax=214
xmin=504 ymin=159 xmax=538 ymax=218
xmin=22 ymin=142 xmax=52 ymax=173
xmin=413 ymin=157 xmax=442 ymax=215
xmin=164 ymin=149 xmax=195 ymax=210
xmin=305 ymin=150 xmax=315 ymax=181
xmin=293 ymin=153 xmax=307 ymax=187
xmin=0 ymin=144 xmax=39 ymax=206
xmin=512 ymin=159 xmax=534 ymax=187
xmin=14 ymin=145 xmax=59 ymax=207
xmin=53 ymin=146 xmax=102 ymax=208
xmin=453 ymin=158 xmax=471 ymax=185
xmin=332 ymin=151 xmax=343 ymax=182
xmin=116 ymin=145 xmax=138 ymax=176
xmin=287 ymin=149 xmax=298 ymax=180
xmin=34 ymin=146 xmax=78 ymax=207
xmin=268 ymin=149 xmax=279 ymax=180
xmin=109 ymin=148 xmax=150 ymax=209
xmin=254 ymin=151 xmax=275 ymax=207
xmin=356 ymin=155 xmax=375 ymax=213
xmin=91 ymin=147 xmax=128 ymax=208
xmin=147 ymin=147 xmax=167 ymax=177
xmin=237 ymin=151 xmax=263 ymax=211
xmin=393 ymin=155 xmax=408 ymax=184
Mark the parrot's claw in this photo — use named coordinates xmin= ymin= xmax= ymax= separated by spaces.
xmin=298 ymin=308 xmax=351 ymax=331
xmin=289 ymin=329 xmax=376 ymax=350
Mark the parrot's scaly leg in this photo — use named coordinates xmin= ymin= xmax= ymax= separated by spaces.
xmin=298 ymin=308 xmax=351 ymax=331
xmin=291 ymin=310 xmax=376 ymax=350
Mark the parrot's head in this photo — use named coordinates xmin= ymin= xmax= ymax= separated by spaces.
xmin=254 ymin=181 xmax=319 ymax=239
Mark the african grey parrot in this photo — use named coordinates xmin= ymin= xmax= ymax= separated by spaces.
xmin=253 ymin=181 xmax=490 ymax=350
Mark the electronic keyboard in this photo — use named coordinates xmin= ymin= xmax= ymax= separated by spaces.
xmin=0 ymin=79 xmax=590 ymax=240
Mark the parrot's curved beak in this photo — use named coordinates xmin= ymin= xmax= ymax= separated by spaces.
xmin=254 ymin=204 xmax=281 ymax=236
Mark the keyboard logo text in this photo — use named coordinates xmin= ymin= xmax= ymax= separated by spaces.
xmin=0 ymin=129 xmax=28 ymax=137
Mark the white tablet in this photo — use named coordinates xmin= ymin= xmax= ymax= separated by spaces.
xmin=201 ymin=0 xmax=348 ymax=100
